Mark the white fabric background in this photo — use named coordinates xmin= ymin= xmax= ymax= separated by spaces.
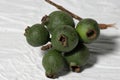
xmin=0 ymin=0 xmax=120 ymax=80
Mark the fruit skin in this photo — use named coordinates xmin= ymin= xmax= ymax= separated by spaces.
xmin=42 ymin=49 xmax=68 ymax=78
xmin=24 ymin=24 xmax=50 ymax=47
xmin=51 ymin=25 xmax=79 ymax=52
xmin=44 ymin=11 xmax=75 ymax=34
xmin=76 ymin=18 xmax=100 ymax=43
xmin=64 ymin=44 xmax=90 ymax=72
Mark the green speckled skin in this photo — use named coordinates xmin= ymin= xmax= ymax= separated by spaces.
xmin=76 ymin=18 xmax=100 ymax=43
xmin=25 ymin=24 xmax=49 ymax=47
xmin=45 ymin=11 xmax=75 ymax=34
xmin=64 ymin=44 xmax=90 ymax=67
xmin=51 ymin=25 xmax=79 ymax=52
xmin=42 ymin=49 xmax=67 ymax=76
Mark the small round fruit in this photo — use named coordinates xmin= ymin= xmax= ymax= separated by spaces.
xmin=76 ymin=18 xmax=100 ymax=43
xmin=64 ymin=44 xmax=90 ymax=72
xmin=51 ymin=25 xmax=79 ymax=52
xmin=42 ymin=49 xmax=68 ymax=79
xmin=24 ymin=24 xmax=50 ymax=47
xmin=43 ymin=11 xmax=75 ymax=34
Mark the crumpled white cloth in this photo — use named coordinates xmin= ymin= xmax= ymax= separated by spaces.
xmin=0 ymin=0 xmax=120 ymax=80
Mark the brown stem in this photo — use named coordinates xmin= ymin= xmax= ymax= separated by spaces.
xmin=45 ymin=0 xmax=115 ymax=29
xmin=45 ymin=0 xmax=82 ymax=20
xmin=99 ymin=23 xmax=116 ymax=29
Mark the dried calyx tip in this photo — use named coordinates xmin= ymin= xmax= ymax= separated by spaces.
xmin=41 ymin=15 xmax=49 ymax=24
xmin=46 ymin=73 xmax=57 ymax=79
xmin=24 ymin=26 xmax=30 ymax=36
xmin=71 ymin=66 xmax=81 ymax=73
xmin=59 ymin=34 xmax=67 ymax=47
xmin=41 ymin=44 xmax=52 ymax=50
xmin=87 ymin=30 xmax=96 ymax=39
xmin=24 ymin=33 xmax=26 ymax=36
xmin=25 ymin=26 xmax=30 ymax=31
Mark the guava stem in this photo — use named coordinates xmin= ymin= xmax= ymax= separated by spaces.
xmin=99 ymin=23 xmax=116 ymax=29
xmin=45 ymin=0 xmax=82 ymax=20
xmin=45 ymin=0 xmax=115 ymax=29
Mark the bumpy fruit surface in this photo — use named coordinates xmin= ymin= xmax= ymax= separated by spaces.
xmin=24 ymin=24 xmax=49 ymax=47
xmin=44 ymin=11 xmax=75 ymax=34
xmin=42 ymin=49 xmax=68 ymax=78
xmin=51 ymin=25 xmax=79 ymax=52
xmin=64 ymin=44 xmax=90 ymax=72
xmin=76 ymin=18 xmax=100 ymax=43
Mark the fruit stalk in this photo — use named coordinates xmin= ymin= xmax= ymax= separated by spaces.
xmin=45 ymin=0 xmax=114 ymax=29
xmin=98 ymin=23 xmax=116 ymax=29
xmin=45 ymin=0 xmax=82 ymax=21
